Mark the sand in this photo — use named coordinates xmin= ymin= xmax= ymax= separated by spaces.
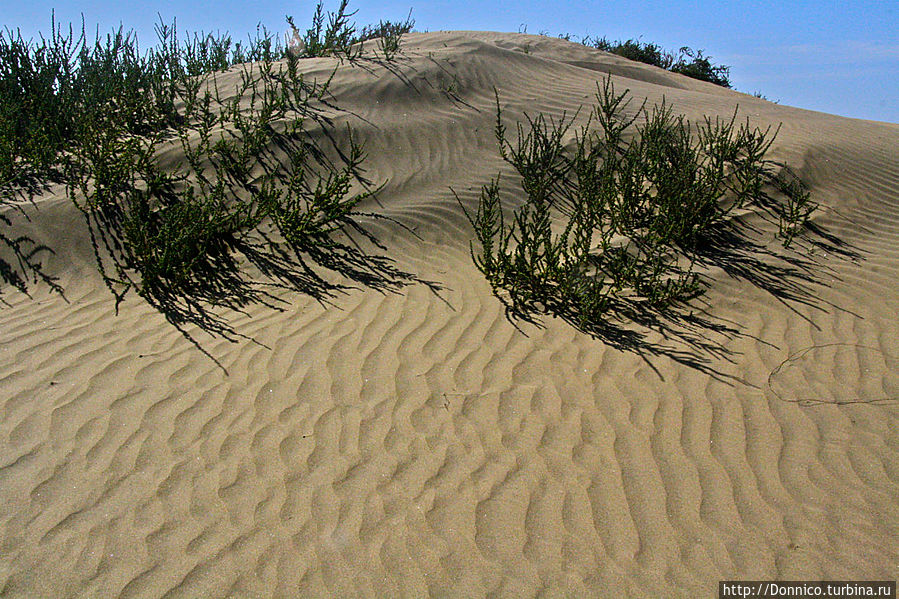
xmin=1 ymin=32 xmax=897 ymax=597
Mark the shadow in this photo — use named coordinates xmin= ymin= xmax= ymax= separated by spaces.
xmin=467 ymin=84 xmax=869 ymax=381
xmin=1 ymin=50 xmax=449 ymax=371
xmin=499 ymin=286 xmax=745 ymax=383
xmin=75 ymin=122 xmax=443 ymax=370
xmin=328 ymin=50 xmax=482 ymax=113
xmin=494 ymin=189 xmax=862 ymax=383
xmin=0 ymin=169 xmax=66 ymax=303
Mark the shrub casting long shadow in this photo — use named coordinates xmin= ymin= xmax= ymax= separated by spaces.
xmin=460 ymin=78 xmax=855 ymax=380
xmin=65 ymin=51 xmax=438 ymax=359
xmin=2 ymin=7 xmax=436 ymax=364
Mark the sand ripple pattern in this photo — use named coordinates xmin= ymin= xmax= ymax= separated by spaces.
xmin=2 ymin=32 xmax=898 ymax=598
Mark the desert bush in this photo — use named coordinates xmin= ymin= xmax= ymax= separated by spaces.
xmin=2 ymin=0 xmax=412 ymax=193
xmin=0 ymin=16 xmax=79 ymax=187
xmin=63 ymin=47 xmax=419 ymax=338
xmin=358 ymin=10 xmax=415 ymax=42
xmin=0 ymin=13 xmax=291 ymax=299
xmin=286 ymin=1 xmax=414 ymax=61
xmin=461 ymin=77 xmax=815 ymax=329
xmin=287 ymin=0 xmax=363 ymax=60
xmin=670 ymin=47 xmax=731 ymax=88
xmin=367 ymin=11 xmax=415 ymax=61
xmin=1 ymin=2 xmax=423 ymax=316
xmin=585 ymin=37 xmax=674 ymax=70
xmin=583 ymin=37 xmax=731 ymax=88
xmin=0 ymin=14 xmax=289 ymax=190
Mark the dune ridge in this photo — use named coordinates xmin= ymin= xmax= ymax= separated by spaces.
xmin=1 ymin=32 xmax=898 ymax=597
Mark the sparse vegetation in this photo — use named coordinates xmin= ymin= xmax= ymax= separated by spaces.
xmin=359 ymin=10 xmax=415 ymax=60
xmin=64 ymin=51 xmax=415 ymax=338
xmin=583 ymin=37 xmax=732 ymax=88
xmin=0 ymin=3 xmax=823 ymax=357
xmin=460 ymin=77 xmax=816 ymax=331
xmin=0 ymin=3 xmax=422 ymax=336
xmin=751 ymin=91 xmax=779 ymax=103
xmin=287 ymin=0 xmax=362 ymax=60
xmin=772 ymin=169 xmax=816 ymax=248
xmin=0 ymin=14 xmax=289 ymax=192
xmin=1 ymin=0 xmax=414 ymax=194
xmin=285 ymin=1 xmax=414 ymax=61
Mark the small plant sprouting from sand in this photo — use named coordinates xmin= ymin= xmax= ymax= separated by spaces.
xmin=771 ymin=169 xmax=816 ymax=248
xmin=374 ymin=22 xmax=405 ymax=61
xmin=460 ymin=76 xmax=816 ymax=333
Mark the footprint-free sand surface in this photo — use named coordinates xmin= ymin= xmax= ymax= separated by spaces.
xmin=1 ymin=32 xmax=898 ymax=597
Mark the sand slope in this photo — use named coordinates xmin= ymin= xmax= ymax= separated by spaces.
xmin=1 ymin=32 xmax=898 ymax=597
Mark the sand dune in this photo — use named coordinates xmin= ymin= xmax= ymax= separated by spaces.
xmin=1 ymin=32 xmax=898 ymax=597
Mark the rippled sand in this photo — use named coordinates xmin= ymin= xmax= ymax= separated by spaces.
xmin=1 ymin=32 xmax=897 ymax=597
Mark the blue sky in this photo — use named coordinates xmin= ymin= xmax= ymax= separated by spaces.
xmin=5 ymin=0 xmax=898 ymax=123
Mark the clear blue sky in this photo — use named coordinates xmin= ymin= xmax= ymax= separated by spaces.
xmin=5 ymin=0 xmax=898 ymax=123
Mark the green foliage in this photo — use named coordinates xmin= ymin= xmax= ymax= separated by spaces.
xmin=1 ymin=0 xmax=412 ymax=194
xmin=63 ymin=50 xmax=419 ymax=339
xmin=1 ymin=4 xmax=428 ymax=341
xmin=0 ymin=14 xmax=291 ymax=189
xmin=585 ymin=37 xmax=674 ymax=70
xmin=287 ymin=0 xmax=362 ymax=60
xmin=365 ymin=11 xmax=415 ymax=61
xmin=359 ymin=10 xmax=415 ymax=41
xmin=461 ymin=77 xmax=815 ymax=332
xmin=670 ymin=47 xmax=731 ymax=88
xmin=0 ymin=16 xmax=79 ymax=186
xmin=583 ymin=37 xmax=732 ymax=88
xmin=285 ymin=1 xmax=414 ymax=61
xmin=0 ymin=12 xmax=292 ymax=297
xmin=771 ymin=168 xmax=816 ymax=248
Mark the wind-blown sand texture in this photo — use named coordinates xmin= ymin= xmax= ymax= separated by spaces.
xmin=1 ymin=32 xmax=898 ymax=597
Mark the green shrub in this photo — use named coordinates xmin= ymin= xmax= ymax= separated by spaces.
xmin=670 ymin=47 xmax=731 ymax=88
xmin=583 ymin=37 xmax=731 ymax=88
xmin=64 ymin=49 xmax=419 ymax=339
xmin=0 ymin=13 xmax=291 ymax=300
xmin=0 ymin=14 xmax=288 ymax=191
xmin=358 ymin=10 xmax=416 ymax=42
xmin=287 ymin=0 xmax=362 ymax=60
xmin=368 ymin=12 xmax=415 ymax=61
xmin=285 ymin=1 xmax=414 ymax=61
xmin=460 ymin=77 xmax=814 ymax=331
xmin=1 ymin=2 xmax=424 ymax=320
xmin=585 ymin=37 xmax=674 ymax=70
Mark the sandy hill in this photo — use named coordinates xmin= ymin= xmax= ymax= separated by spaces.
xmin=1 ymin=31 xmax=897 ymax=597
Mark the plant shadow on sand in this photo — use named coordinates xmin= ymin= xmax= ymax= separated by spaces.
xmin=1 ymin=173 xmax=66 ymax=305
xmin=1 ymin=9 xmax=863 ymax=379
xmin=0 ymin=3 xmax=438 ymax=368
xmin=461 ymin=78 xmax=862 ymax=383
xmin=544 ymin=207 xmax=863 ymax=383
xmin=63 ymin=56 xmax=442 ymax=369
